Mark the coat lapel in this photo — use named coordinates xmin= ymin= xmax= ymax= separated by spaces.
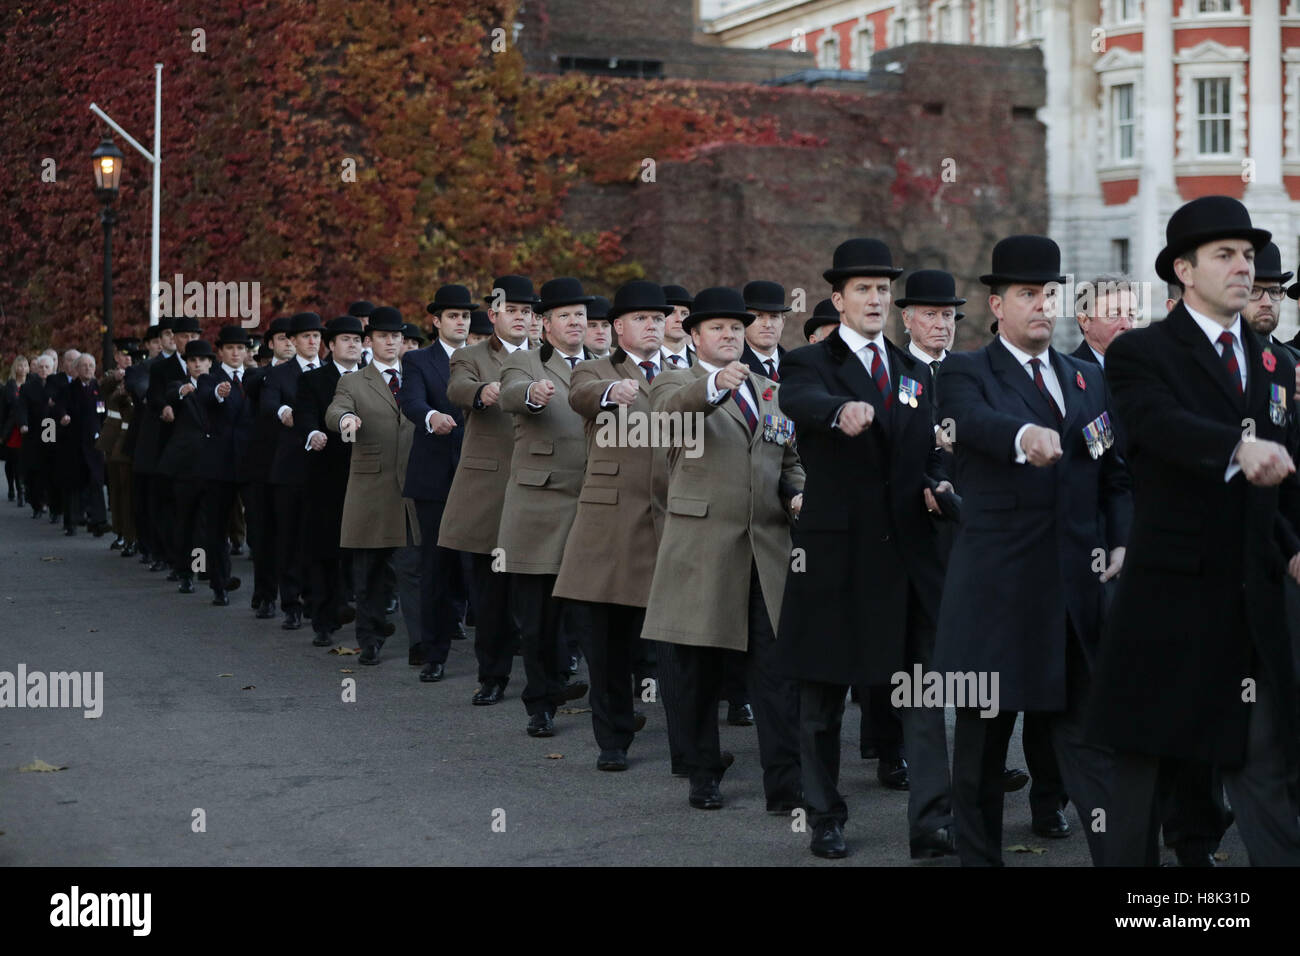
xmin=827 ymin=327 xmax=887 ymax=426
xmin=1049 ymin=348 xmax=1087 ymax=436
xmin=987 ymin=337 xmax=1058 ymax=428
xmin=364 ymin=364 xmax=398 ymax=412
xmin=1167 ymin=305 xmax=1246 ymax=414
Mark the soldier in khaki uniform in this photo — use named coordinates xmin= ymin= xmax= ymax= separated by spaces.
xmin=554 ymin=280 xmax=672 ymax=771
xmin=438 ymin=274 xmax=534 ymax=705
xmin=498 ymin=277 xmax=595 ymax=737
xmin=643 ymin=287 xmax=805 ymax=812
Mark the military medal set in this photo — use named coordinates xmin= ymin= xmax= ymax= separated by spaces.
xmin=897 ymin=375 xmax=922 ymax=409
xmin=1270 ymin=383 xmax=1287 ymax=426
xmin=763 ymin=413 xmax=795 ymax=445
xmin=1081 ymin=412 xmax=1114 ymax=460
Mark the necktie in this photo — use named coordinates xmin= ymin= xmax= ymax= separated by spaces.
xmin=1217 ymin=331 xmax=1243 ymax=395
xmin=232 ymin=370 xmax=243 ymax=394
xmin=565 ymin=356 xmax=579 ymax=369
xmin=765 ymin=359 xmax=780 ymax=383
xmin=306 ymin=362 xmax=316 ymax=371
xmin=1028 ymin=358 xmax=1063 ymax=424
xmin=384 ymin=368 xmax=400 ymax=396
xmin=868 ymin=343 xmax=892 ymax=411
xmin=733 ymin=386 xmax=758 ymax=434
xmin=929 ymin=360 xmax=941 ymax=413
xmin=668 ymin=354 xmax=683 ymax=368
xmin=639 ymin=360 xmax=656 ymax=382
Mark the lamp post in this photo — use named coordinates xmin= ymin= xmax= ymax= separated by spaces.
xmin=92 ymin=137 xmax=124 ymax=370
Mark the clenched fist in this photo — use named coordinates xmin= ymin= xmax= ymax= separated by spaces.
xmin=1021 ymin=425 xmax=1062 ymax=467
xmin=216 ymin=381 xmax=232 ymax=399
xmin=836 ymin=401 xmax=875 ymax=437
xmin=608 ymin=378 xmax=640 ymax=406
xmin=714 ymin=361 xmax=750 ymax=392
xmin=479 ymin=382 xmax=502 ymax=407
xmin=529 ymin=379 xmax=556 ymax=407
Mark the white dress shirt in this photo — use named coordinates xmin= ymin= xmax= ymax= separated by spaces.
xmin=832 ymin=324 xmax=892 ymax=429
xmin=214 ymin=363 xmax=244 ymax=403
xmin=661 ymin=344 xmax=693 ymax=369
xmin=1185 ymin=304 xmax=1248 ymax=481
xmin=998 ymin=335 xmax=1066 ymax=464
xmin=749 ymin=346 xmax=780 ymax=379
xmin=1087 ymin=344 xmax=1106 ymax=369
xmin=277 ymin=354 xmax=319 ymax=422
xmin=439 ymin=339 xmax=457 ymax=360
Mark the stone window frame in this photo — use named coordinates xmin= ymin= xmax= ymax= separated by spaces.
xmin=1095 ymin=46 xmax=1145 ymax=175
xmin=852 ymin=18 xmax=876 ymax=70
xmin=818 ymin=29 xmax=841 ymax=69
xmin=978 ymin=0 xmax=1002 ymax=45
xmin=1100 ymin=0 xmax=1143 ymax=25
xmin=889 ymin=12 xmax=908 ymax=46
xmin=1284 ymin=49 xmax=1300 ymax=161
xmin=1173 ymin=41 xmax=1247 ymax=167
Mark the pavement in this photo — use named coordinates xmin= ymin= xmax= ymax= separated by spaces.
xmin=0 ymin=498 xmax=1247 ymax=866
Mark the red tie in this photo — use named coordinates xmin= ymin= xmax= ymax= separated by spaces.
xmin=384 ymin=368 xmax=400 ymax=396
xmin=765 ymin=359 xmax=780 ymax=383
xmin=733 ymin=387 xmax=757 ymax=434
xmin=232 ymin=370 xmax=243 ymax=394
xmin=1217 ymin=331 xmax=1243 ymax=395
xmin=639 ymin=360 xmax=656 ymax=382
xmin=1028 ymin=358 xmax=1063 ymax=424
xmin=869 ymin=344 xmax=892 ymax=411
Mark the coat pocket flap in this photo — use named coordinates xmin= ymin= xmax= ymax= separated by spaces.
xmin=590 ymin=459 xmax=619 ymax=476
xmin=463 ymin=456 xmax=499 ymax=472
xmin=668 ymin=496 xmax=708 ymax=517
xmin=516 ymin=468 xmax=551 ymax=487
xmin=579 ymin=485 xmax=618 ymax=505
xmin=529 ymin=440 xmax=554 ymax=456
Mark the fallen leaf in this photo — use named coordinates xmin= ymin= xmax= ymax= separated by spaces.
xmin=1006 ymin=844 xmax=1047 ymax=854
xmin=41 ymin=556 xmax=63 ymax=562
xmin=329 ymin=646 xmax=359 ymax=655
xmin=545 ymin=753 xmax=564 ymax=760
xmin=88 ymin=628 xmax=97 ymax=633
xmin=217 ymin=673 xmax=233 ymax=677
xmin=19 ymin=759 xmax=66 ymax=772
xmin=556 ymin=707 xmax=591 ymax=715
xmin=339 ymin=669 xmax=353 ymax=674
xmin=241 ymin=685 xmax=255 ymax=690
xmin=1214 ymin=851 xmax=1229 ymax=862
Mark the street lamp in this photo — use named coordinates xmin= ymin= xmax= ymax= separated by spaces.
xmin=92 ymin=137 xmax=123 ymax=369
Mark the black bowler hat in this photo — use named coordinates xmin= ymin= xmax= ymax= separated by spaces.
xmin=348 ymin=300 xmax=376 ymax=318
xmin=289 ymin=312 xmax=324 ymax=334
xmin=182 ymin=339 xmax=214 ymax=360
xmin=823 ymin=238 xmax=903 ymax=282
xmin=538 ymin=277 xmax=595 ymax=313
xmin=143 ymin=326 xmax=161 ymax=342
xmin=365 ymin=306 xmax=404 ymax=334
xmin=743 ymin=280 xmax=792 ymax=313
xmin=215 ymin=325 xmax=252 ymax=347
xmin=173 ymin=316 xmax=202 ymax=334
xmin=402 ymin=323 xmax=427 ymax=343
xmin=255 ymin=344 xmax=272 ymax=362
xmin=113 ymin=336 xmax=140 ymax=351
xmin=803 ymin=298 xmax=840 ymax=340
xmin=1155 ymin=196 xmax=1270 ymax=284
xmin=683 ymin=287 xmax=754 ymax=330
xmin=1254 ymin=241 xmax=1293 ymax=285
xmin=980 ymin=235 xmax=1066 ymax=287
xmin=426 ymin=284 xmax=479 ymax=315
xmin=896 ymin=269 xmax=967 ymax=308
xmin=468 ymin=310 xmax=493 ymax=335
xmin=662 ymin=285 xmax=693 ymax=307
xmin=588 ymin=296 xmax=612 ymax=320
xmin=324 ymin=315 xmax=365 ymax=341
xmin=156 ymin=316 xmax=176 ymax=333
xmin=607 ymin=280 xmax=673 ymax=319
xmin=266 ymin=316 xmax=292 ymax=338
xmin=489 ymin=275 xmax=536 ymax=307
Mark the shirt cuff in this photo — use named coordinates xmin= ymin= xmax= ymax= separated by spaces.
xmin=1227 ymin=440 xmax=1243 ymax=482
xmin=1013 ymin=423 xmax=1032 ymax=464
xmin=706 ymin=370 xmax=731 ymax=405
xmin=425 ymin=410 xmax=436 ymax=433
xmin=277 ymin=404 xmax=291 ymax=421
xmin=215 ymin=391 xmax=225 ymax=404
xmin=304 ymin=430 xmax=325 ymax=451
xmin=525 ymin=383 xmax=544 ymax=410
xmin=831 ymin=402 xmax=849 ymax=430
xmin=600 ymin=383 xmax=617 ymax=408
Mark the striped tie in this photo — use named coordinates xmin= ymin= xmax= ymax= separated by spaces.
xmin=639 ymin=360 xmax=656 ymax=382
xmin=1028 ymin=358 xmax=1063 ymax=424
xmin=869 ymin=343 xmax=892 ymax=411
xmin=384 ymin=368 xmax=400 ymax=396
xmin=765 ymin=359 xmax=779 ymax=383
xmin=733 ymin=386 xmax=758 ymax=434
xmin=1217 ymin=331 xmax=1243 ymax=395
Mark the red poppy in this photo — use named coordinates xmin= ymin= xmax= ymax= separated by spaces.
xmin=762 ymin=387 xmax=774 ymax=401
xmin=1076 ymin=371 xmax=1086 ymax=390
xmin=1263 ymin=349 xmax=1277 ymax=372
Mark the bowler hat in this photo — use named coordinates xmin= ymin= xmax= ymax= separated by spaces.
xmin=607 ymin=280 xmax=673 ymax=319
xmin=289 ymin=312 xmax=324 ymax=334
xmin=402 ymin=323 xmax=427 ymax=343
xmin=538 ymin=277 xmax=595 ymax=314
xmin=588 ymin=296 xmax=612 ymax=320
xmin=980 ymin=235 xmax=1067 ymax=287
xmin=489 ymin=275 xmax=536 ymax=307
xmin=1254 ymin=241 xmax=1293 ymax=285
xmin=113 ymin=336 xmax=141 ymax=351
xmin=143 ymin=326 xmax=161 ymax=342
xmin=324 ymin=315 xmax=364 ymax=341
xmin=266 ymin=316 xmax=292 ymax=338
xmin=662 ymin=285 xmax=693 ymax=307
xmin=172 ymin=316 xmax=202 ymax=334
xmin=156 ymin=316 xmax=176 ymax=333
xmin=348 ymin=300 xmax=376 ymax=318
xmin=365 ymin=306 xmax=404 ymax=334
xmin=1155 ymin=196 xmax=1270 ymax=284
xmin=803 ymin=298 xmax=840 ymax=340
xmin=896 ymin=269 xmax=967 ymax=308
xmin=682 ymin=287 xmax=754 ymax=330
xmin=182 ymin=339 xmax=214 ymax=360
xmin=823 ymin=238 xmax=904 ymax=282
xmin=426 ymin=284 xmax=479 ymax=315
xmin=743 ymin=280 xmax=792 ymax=313
xmin=215 ymin=325 xmax=252 ymax=347
xmin=468 ymin=310 xmax=493 ymax=335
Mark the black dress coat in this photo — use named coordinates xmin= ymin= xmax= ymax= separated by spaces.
xmin=295 ymin=362 xmax=352 ymax=555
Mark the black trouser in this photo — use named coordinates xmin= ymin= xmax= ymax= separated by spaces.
xmin=857 ymin=683 xmax=904 ymax=761
xmin=1024 ymin=711 xmax=1067 ymax=821
xmin=1158 ymin=759 xmax=1231 ymax=855
xmin=353 ymin=547 xmax=394 ymax=650
xmin=511 ymin=572 xmax=568 ymax=716
xmin=470 ymin=550 xmax=514 ymax=684
xmin=23 ymin=452 xmax=46 ymax=513
xmin=151 ymin=477 xmax=178 ymax=567
xmin=573 ymin=600 xmax=642 ymax=753
xmin=245 ymin=479 xmax=277 ymax=607
xmin=307 ymin=550 xmax=346 ymax=634
xmin=273 ymin=483 xmax=306 ymax=612
xmin=721 ymin=650 xmax=749 ymax=709
xmin=132 ymin=472 xmax=154 ymax=555
xmin=63 ymin=483 xmax=105 ymax=531
xmin=172 ymin=478 xmax=206 ymax=581
xmin=203 ymin=479 xmax=242 ymax=592
xmin=415 ymin=497 xmax=459 ymax=666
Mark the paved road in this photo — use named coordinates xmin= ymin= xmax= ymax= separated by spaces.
xmin=0 ymin=501 xmax=1245 ymax=866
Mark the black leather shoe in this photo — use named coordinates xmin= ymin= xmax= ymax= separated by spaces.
xmin=877 ymin=758 xmax=909 ymax=790
xmin=149 ymin=559 xmax=167 ymax=572
xmin=378 ymin=621 xmax=396 ymax=638
xmin=689 ymin=780 xmax=724 ymax=810
xmin=121 ymin=543 xmax=137 ymax=557
xmin=565 ymin=654 xmax=579 ymax=675
xmin=110 ymin=536 xmax=124 ymax=550
xmin=311 ymin=630 xmax=332 ymax=647
xmin=359 ymin=644 xmax=380 ymax=665
xmin=281 ymin=609 xmax=303 ymax=630
xmin=811 ymin=820 xmax=847 ymax=859
xmin=597 ymin=749 xmax=628 ymax=771
xmin=166 ymin=569 xmax=180 ymax=581
xmin=452 ymin=623 xmax=467 ymax=640
xmin=766 ymin=794 xmax=804 ymax=814
xmin=726 ymin=702 xmax=754 ymax=726
xmin=408 ymin=646 xmax=427 ymax=666
xmin=633 ymin=711 xmax=647 ymax=733
xmin=1002 ymin=766 xmax=1031 ymax=792
xmin=471 ymin=680 xmax=505 ymax=705
xmin=211 ymin=590 xmax=229 ymax=606
xmin=910 ymin=825 xmax=957 ymax=859
xmin=226 ymin=576 xmax=241 ymax=593
xmin=1174 ymin=845 xmax=1216 ymax=867
xmin=420 ymin=662 xmax=445 ymax=683
xmin=1032 ymin=809 xmax=1071 ymax=838
xmin=255 ymin=601 xmax=276 ymax=620
xmin=527 ymin=710 xmax=555 ymax=738
xmin=385 ymin=597 xmax=399 ymax=615
xmin=561 ymin=679 xmax=589 ymax=702
xmin=91 ymin=524 xmax=106 ymax=538
xmin=63 ymin=527 xmax=75 ymax=536
xmin=178 ymin=577 xmax=196 ymax=594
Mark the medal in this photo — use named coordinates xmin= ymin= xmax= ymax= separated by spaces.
xmin=1082 ymin=416 xmax=1106 ymax=459
xmin=898 ymin=375 xmax=921 ymax=409
xmin=1270 ymin=384 xmax=1287 ymax=426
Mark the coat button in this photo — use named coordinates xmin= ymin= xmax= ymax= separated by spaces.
xmin=880 ymin=534 xmax=890 ymax=543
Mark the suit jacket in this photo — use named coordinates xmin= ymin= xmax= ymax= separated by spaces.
xmin=146 ymin=352 xmax=189 ymax=474
xmin=326 ymin=363 xmax=419 ymax=550
xmin=124 ymin=356 xmax=157 ymax=467
xmin=642 ymin=363 xmax=804 ymax=650
xmin=15 ymin=376 xmax=54 ymax=467
xmin=399 ymin=342 xmax=463 ymax=502
xmin=552 ymin=348 xmax=671 ymax=608
xmin=297 ymin=362 xmax=352 ymax=555
xmin=52 ymin=377 xmax=106 ymax=489
xmin=240 ymin=364 xmax=277 ymax=482
xmin=437 ymin=336 xmax=518 ymax=554
xmin=1087 ymin=304 xmax=1300 ymax=766
xmin=196 ymin=365 xmax=258 ymax=484
xmin=775 ymin=328 xmax=950 ymax=685
xmin=741 ymin=342 xmax=785 ymax=381
xmin=260 ymin=357 xmax=314 ymax=486
xmin=157 ymin=375 xmax=212 ymax=480
xmin=496 ymin=344 xmax=589 ymax=574
xmin=930 ymin=337 xmax=1131 ymax=713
